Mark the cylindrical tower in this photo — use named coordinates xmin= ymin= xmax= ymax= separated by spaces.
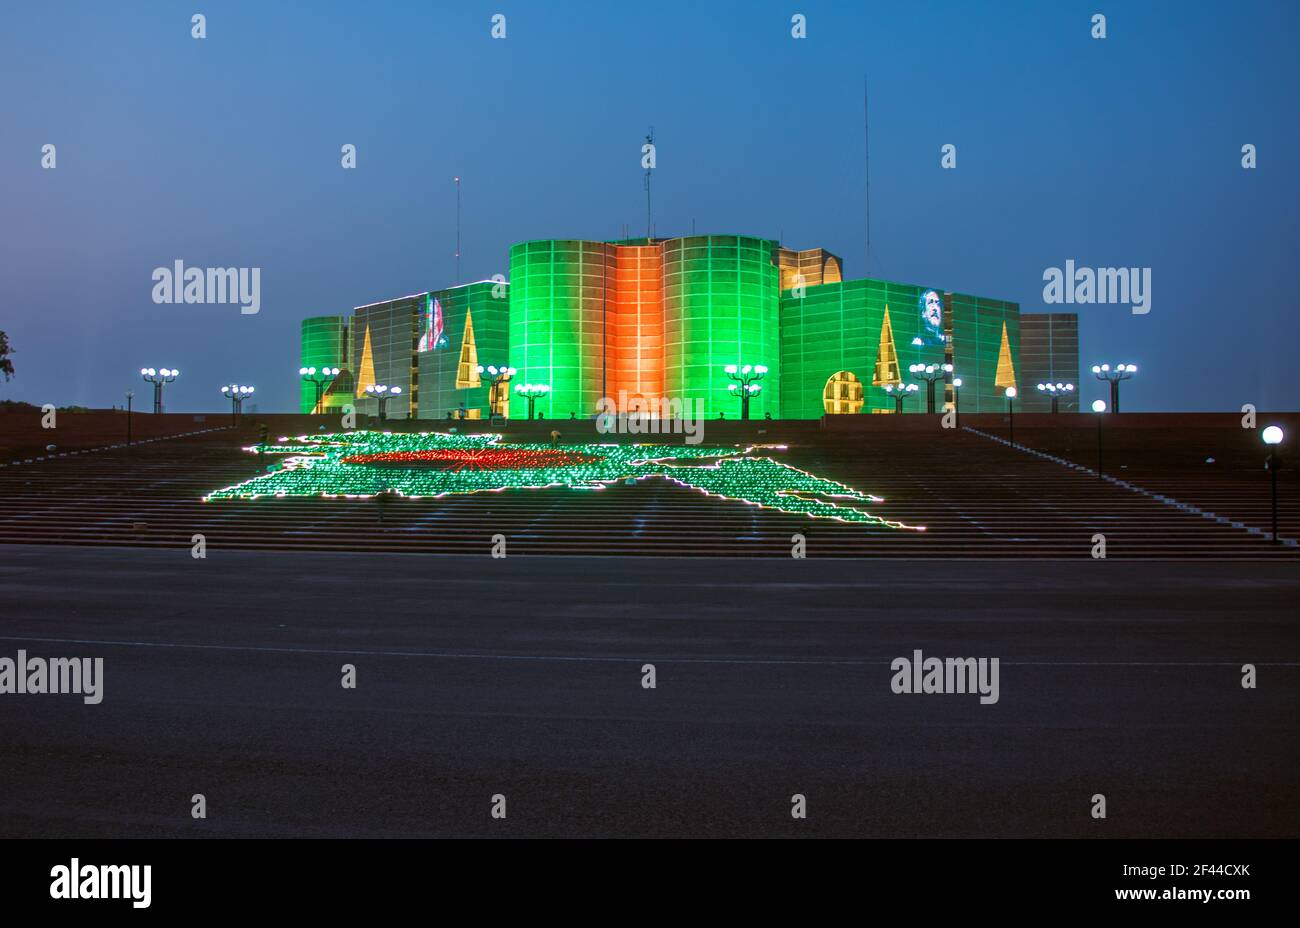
xmin=508 ymin=240 xmax=612 ymax=419
xmin=607 ymin=243 xmax=664 ymax=411
xmin=662 ymin=235 xmax=780 ymax=419
xmin=299 ymin=315 xmax=349 ymax=413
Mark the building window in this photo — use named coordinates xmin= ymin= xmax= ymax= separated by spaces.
xmin=823 ymin=370 xmax=864 ymax=414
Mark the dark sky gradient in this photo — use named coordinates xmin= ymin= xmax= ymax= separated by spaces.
xmin=2 ymin=0 xmax=1296 ymax=413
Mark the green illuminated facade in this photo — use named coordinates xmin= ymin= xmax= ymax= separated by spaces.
xmin=299 ymin=315 xmax=351 ymax=413
xmin=417 ymin=281 xmax=510 ymax=420
xmin=344 ymin=283 xmax=509 ymax=421
xmin=948 ymin=292 xmax=1021 ymax=413
xmin=780 ymin=280 xmax=948 ymax=418
xmin=350 ymin=295 xmax=420 ymax=419
xmin=663 ymin=236 xmax=780 ymax=419
xmin=303 ymin=232 xmax=1069 ymax=420
xmin=507 ymin=240 xmax=611 ymax=420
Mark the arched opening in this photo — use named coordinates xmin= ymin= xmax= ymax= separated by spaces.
xmin=823 ymin=370 xmax=864 ymax=414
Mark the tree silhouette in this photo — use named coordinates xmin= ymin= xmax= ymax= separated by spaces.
xmin=0 ymin=331 xmax=14 ymax=381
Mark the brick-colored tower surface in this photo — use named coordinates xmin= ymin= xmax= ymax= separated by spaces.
xmin=606 ymin=243 xmax=664 ymax=410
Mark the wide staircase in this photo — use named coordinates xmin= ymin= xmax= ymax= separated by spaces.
xmin=0 ymin=411 xmax=1294 ymax=558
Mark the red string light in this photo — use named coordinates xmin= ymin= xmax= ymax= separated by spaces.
xmin=341 ymin=447 xmax=605 ymax=471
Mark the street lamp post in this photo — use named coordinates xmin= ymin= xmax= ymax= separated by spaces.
xmin=1005 ymin=387 xmax=1017 ymax=444
xmin=364 ymin=384 xmax=402 ymax=421
xmin=1036 ymin=381 xmax=1075 ymax=413
xmin=882 ymin=382 xmax=919 ymax=414
xmin=125 ymin=391 xmax=133 ymax=446
xmin=1092 ymin=399 xmax=1107 ymax=479
xmin=951 ymin=377 xmax=962 ymax=427
xmin=220 ymin=384 xmax=254 ymax=426
xmin=477 ymin=365 xmax=516 ymax=419
xmin=1091 ymin=363 xmax=1137 ymax=413
xmin=140 ymin=367 xmax=178 ymax=414
xmin=1263 ymin=426 xmax=1284 ymax=544
xmin=909 ymin=362 xmax=952 ymax=414
xmin=724 ymin=364 xmax=768 ymax=419
xmin=513 ymin=383 xmax=551 ymax=420
xmin=299 ymin=366 xmax=340 ymax=414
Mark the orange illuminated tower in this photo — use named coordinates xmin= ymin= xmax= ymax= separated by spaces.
xmin=606 ymin=243 xmax=664 ymax=411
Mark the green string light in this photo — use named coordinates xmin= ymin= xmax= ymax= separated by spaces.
xmin=204 ymin=431 xmax=921 ymax=528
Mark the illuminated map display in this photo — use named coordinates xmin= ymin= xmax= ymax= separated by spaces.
xmin=204 ymin=431 xmax=922 ymax=527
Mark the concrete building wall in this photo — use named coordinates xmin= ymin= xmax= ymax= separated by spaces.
xmin=1020 ymin=312 xmax=1080 ymax=412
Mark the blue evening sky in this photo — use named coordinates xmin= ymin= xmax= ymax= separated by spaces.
xmin=1 ymin=0 xmax=1296 ymax=412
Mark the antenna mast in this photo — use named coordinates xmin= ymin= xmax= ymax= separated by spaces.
xmin=644 ymin=127 xmax=654 ymax=240
xmin=863 ymin=79 xmax=871 ymax=276
xmin=454 ymin=176 xmax=462 ymax=284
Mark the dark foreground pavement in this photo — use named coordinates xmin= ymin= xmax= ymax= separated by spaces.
xmin=1 ymin=545 xmax=1297 ymax=838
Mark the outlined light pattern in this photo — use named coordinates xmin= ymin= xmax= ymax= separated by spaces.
xmin=203 ymin=431 xmax=922 ymax=528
